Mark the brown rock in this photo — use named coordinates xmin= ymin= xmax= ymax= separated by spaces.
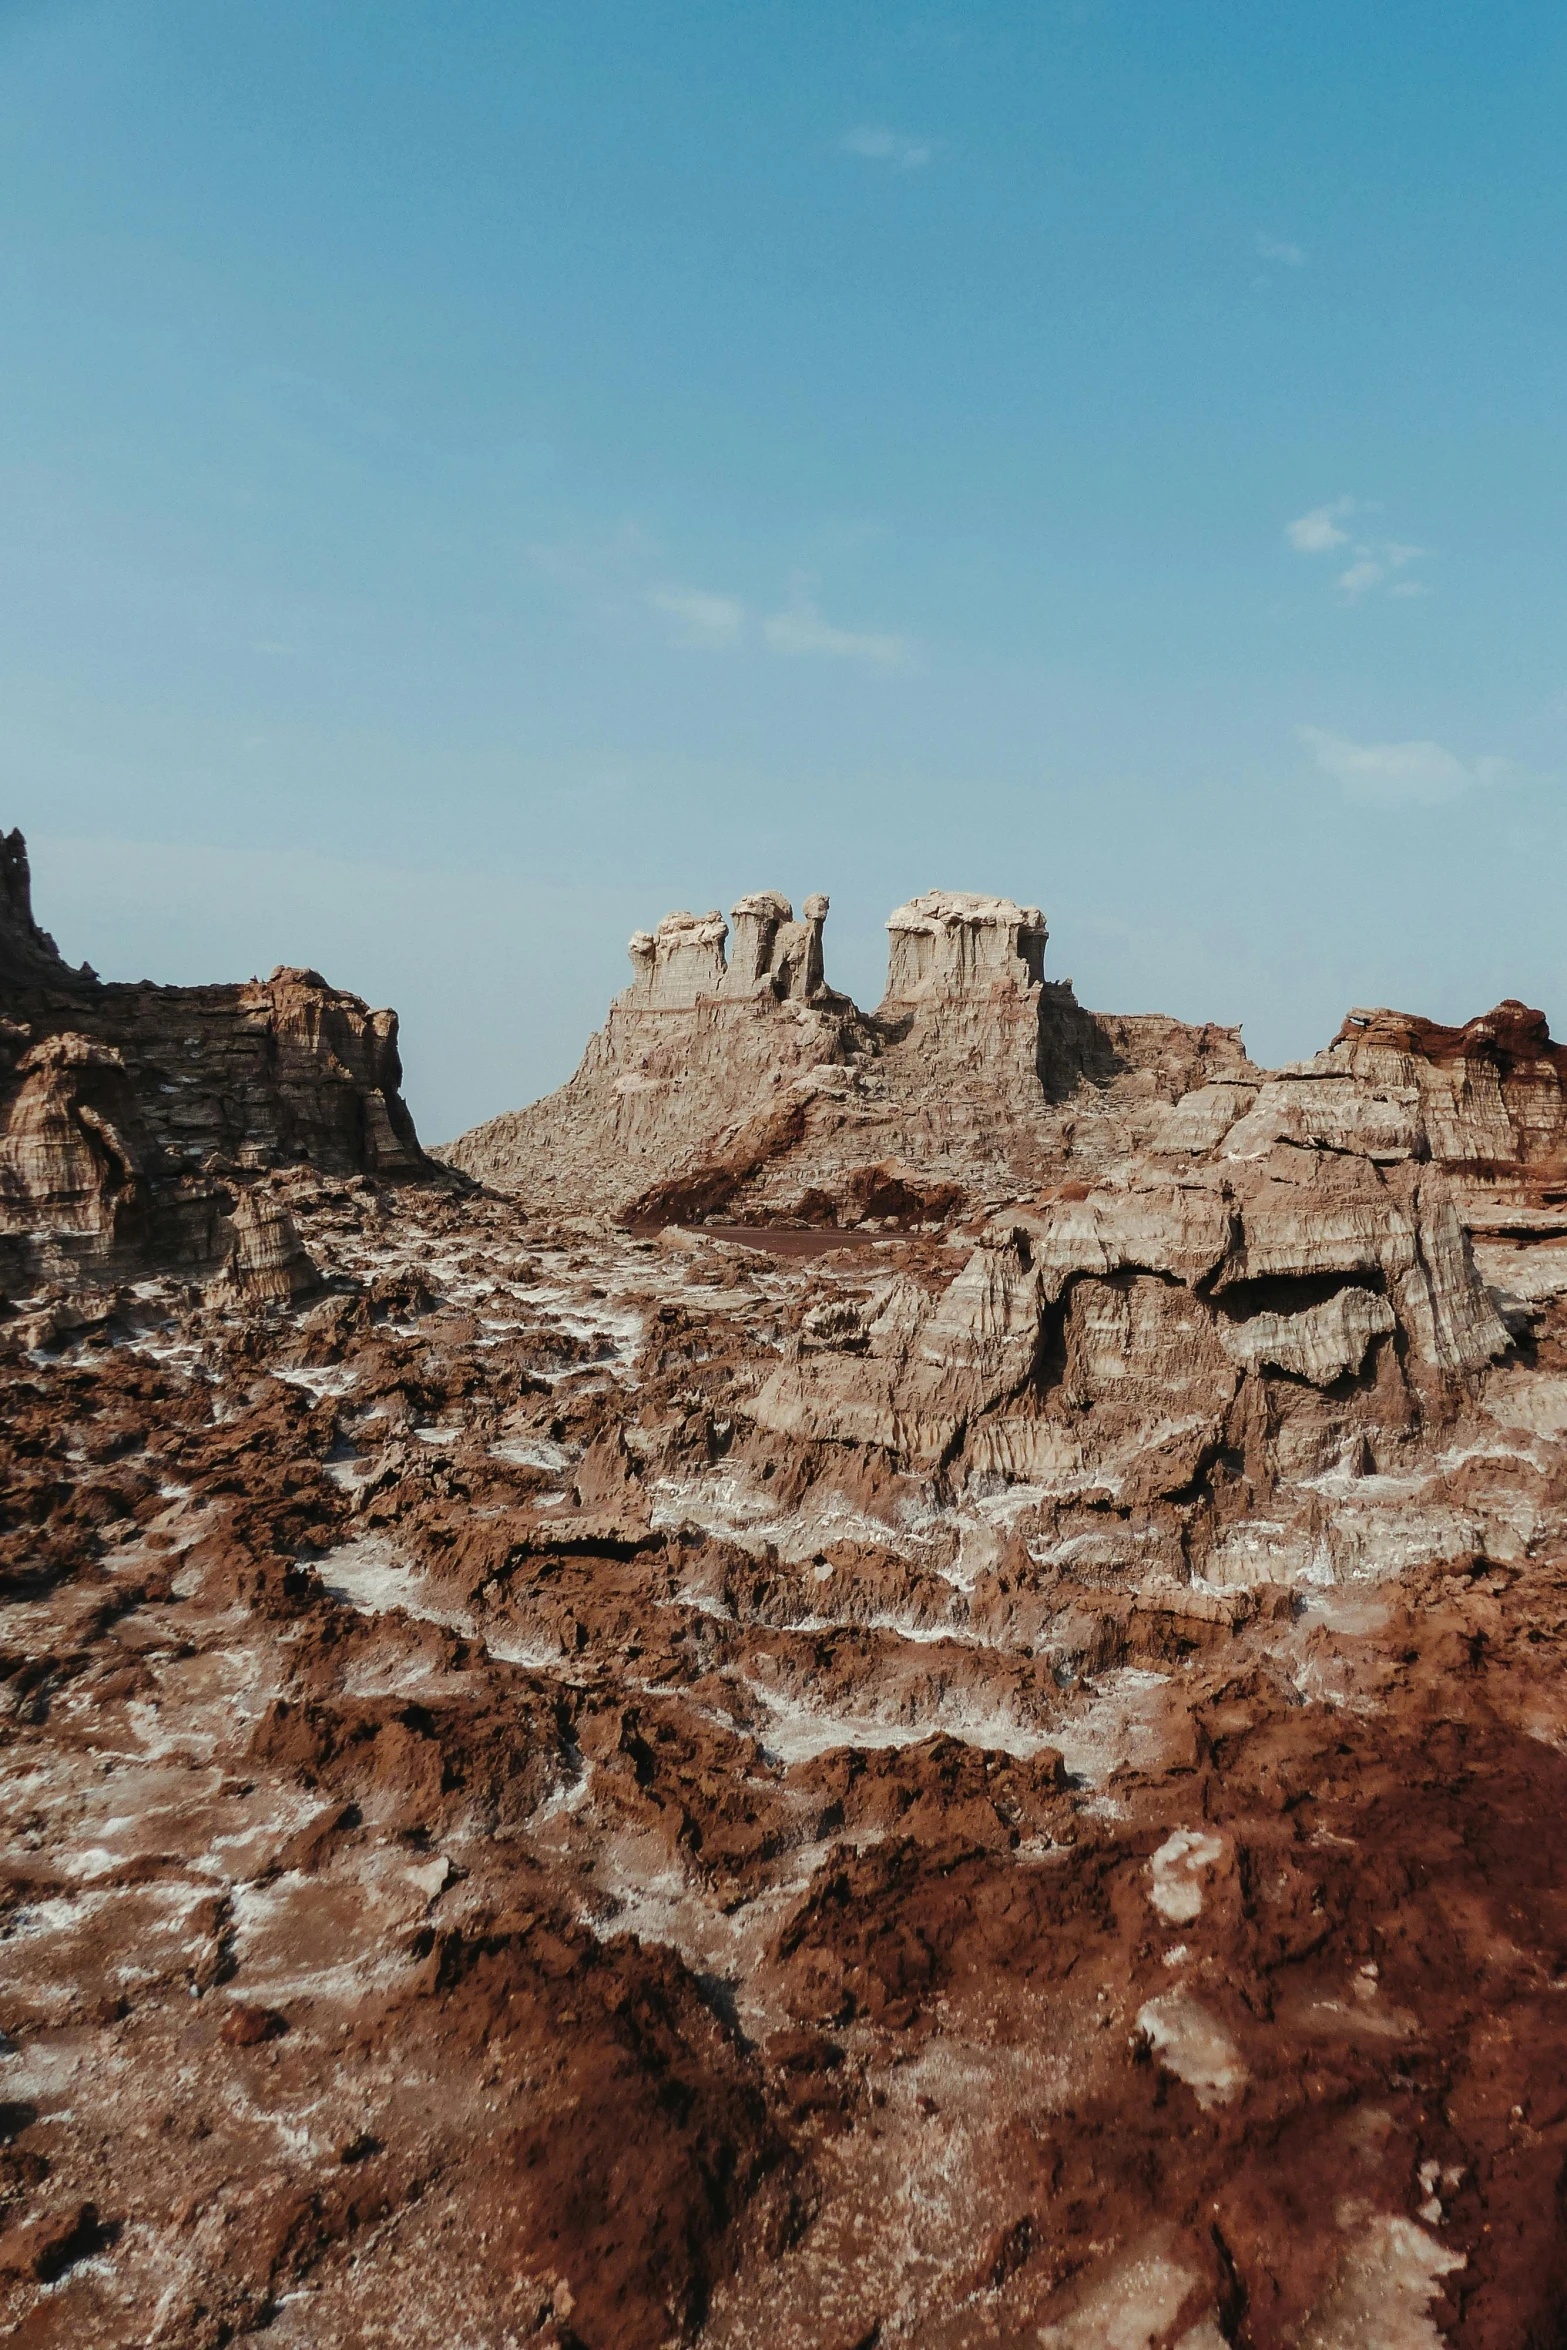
xmin=212 ymin=1188 xmax=322 ymax=1308
xmin=0 ymin=1033 xmax=150 ymax=1276
xmin=443 ymin=883 xmax=1248 ymax=1219
xmin=0 ymin=825 xmax=434 ymax=1286
xmin=0 ymin=2199 xmax=104 ymax=2283
xmin=219 ymin=2003 xmax=289 ymax=2047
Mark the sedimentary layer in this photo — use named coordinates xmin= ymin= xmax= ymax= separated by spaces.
xmin=0 ymin=827 xmax=430 ymax=1290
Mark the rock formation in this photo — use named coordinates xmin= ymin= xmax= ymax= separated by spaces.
xmin=0 ymin=825 xmax=431 ymax=1292
xmin=755 ymin=1128 xmax=1510 ymax=1521
xmin=447 ymin=884 xmax=1251 ymax=1220
xmin=211 ymin=1188 xmax=322 ymax=1308
xmin=12 ymin=846 xmax=1567 ymax=2349
xmin=0 ymin=827 xmax=91 ymax=986
xmin=882 ymin=887 xmax=1047 ymax=998
xmin=447 ymin=889 xmax=869 ymax=1221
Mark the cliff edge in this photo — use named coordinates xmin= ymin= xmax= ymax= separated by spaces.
xmin=0 ymin=826 xmax=433 ymax=1289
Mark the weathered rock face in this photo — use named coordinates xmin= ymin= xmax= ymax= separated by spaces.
xmin=35 ymin=966 xmax=428 ymax=1182
xmin=627 ymin=896 xmax=836 ymax=1010
xmin=626 ymin=908 xmax=729 ymax=1006
xmin=882 ymin=889 xmax=1047 ymax=1001
xmin=750 ymin=987 xmax=1562 ymax=1548
xmin=0 ymin=1032 xmax=152 ymax=1274
xmin=1329 ymin=998 xmax=1567 ymax=1182
xmin=1142 ymin=998 xmax=1567 ymax=1195
xmin=759 ymin=1146 xmax=1509 ymax=1524
xmin=211 ymin=1188 xmax=321 ymax=1308
xmin=447 ymin=884 xmax=1250 ymax=1219
xmin=9 ymin=1153 xmax=1567 ymax=2349
xmin=0 ymin=826 xmax=429 ymax=1289
xmin=448 ymin=889 xmax=870 ymax=1220
xmin=0 ymin=828 xmax=91 ymax=987
xmin=441 ymin=887 xmax=1567 ymax=1577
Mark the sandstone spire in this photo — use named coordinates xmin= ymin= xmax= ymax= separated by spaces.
xmin=625 ymin=910 xmax=730 ymax=1008
xmin=721 ymin=891 xmax=830 ymax=1001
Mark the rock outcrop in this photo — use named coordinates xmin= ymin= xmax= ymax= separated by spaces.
xmin=448 ymin=890 xmax=870 ymax=1220
xmin=881 ymin=888 xmax=1047 ymax=1000
xmin=1328 ymin=998 xmax=1567 ymax=1184
xmin=756 ymin=1147 xmax=1509 ymax=1510
xmin=447 ymin=884 xmax=1250 ymax=1219
xmin=0 ymin=1033 xmax=148 ymax=1262
xmin=0 ymin=828 xmax=91 ymax=987
xmin=744 ymin=988 xmax=1566 ymax=1542
xmin=0 ymin=826 xmax=431 ymax=1291
xmin=211 ymin=1188 xmax=322 ymax=1308
xmin=447 ymin=872 xmax=1567 ymax=1595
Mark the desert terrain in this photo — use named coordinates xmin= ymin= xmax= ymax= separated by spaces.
xmin=4 ymin=843 xmax=1566 ymax=2348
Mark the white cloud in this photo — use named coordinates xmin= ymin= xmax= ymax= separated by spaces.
xmin=1286 ymin=504 xmax=1433 ymax=601
xmin=1335 ymin=538 xmax=1429 ymax=601
xmin=763 ymin=597 xmax=910 ymax=667
xmin=642 ymin=582 xmax=910 ymax=666
xmin=1286 ymin=499 xmax=1353 ymax=553
xmin=1334 ymin=555 xmax=1385 ymax=601
xmin=1255 ymin=232 xmax=1307 ymax=267
xmin=644 ymin=584 xmax=745 ymax=649
xmin=840 ymin=125 xmax=934 ymax=170
xmin=1301 ymin=726 xmax=1512 ymax=807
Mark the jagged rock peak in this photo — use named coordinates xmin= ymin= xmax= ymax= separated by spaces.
xmin=884 ymin=889 xmax=1047 ymax=1002
xmin=625 ymin=891 xmax=832 ymax=1009
xmin=0 ymin=827 xmax=90 ymax=987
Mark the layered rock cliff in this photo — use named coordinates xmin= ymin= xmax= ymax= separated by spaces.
xmin=0 ymin=826 xmax=430 ymax=1289
xmin=446 ymin=886 xmax=1251 ymax=1219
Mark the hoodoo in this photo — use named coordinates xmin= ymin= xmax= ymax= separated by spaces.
xmin=445 ymin=881 xmax=1249 ymax=1219
xmin=881 ymin=888 xmax=1047 ymax=1000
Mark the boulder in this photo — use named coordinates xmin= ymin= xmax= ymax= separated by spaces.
xmin=212 ymin=1189 xmax=321 ymax=1308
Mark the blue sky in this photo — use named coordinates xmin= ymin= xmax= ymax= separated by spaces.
xmin=5 ymin=0 xmax=1567 ymax=1139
